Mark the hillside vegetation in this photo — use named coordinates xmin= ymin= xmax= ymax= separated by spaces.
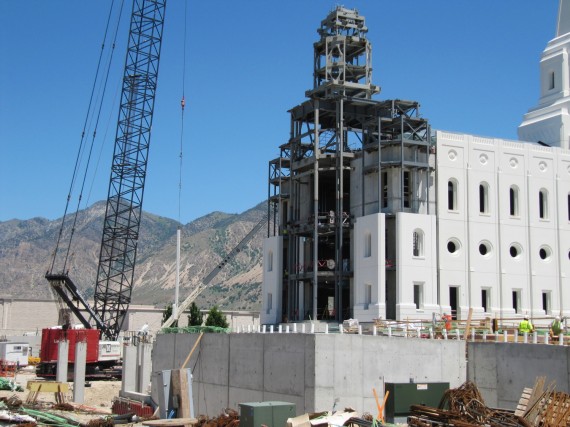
xmin=0 ymin=201 xmax=266 ymax=311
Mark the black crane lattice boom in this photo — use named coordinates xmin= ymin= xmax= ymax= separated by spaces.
xmin=93 ymin=0 xmax=166 ymax=340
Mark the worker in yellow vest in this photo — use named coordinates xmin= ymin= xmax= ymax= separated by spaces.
xmin=518 ymin=316 xmax=534 ymax=334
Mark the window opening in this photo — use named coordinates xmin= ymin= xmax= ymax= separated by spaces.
xmin=448 ymin=180 xmax=457 ymax=211
xmin=404 ymin=171 xmax=411 ymax=208
xmin=449 ymin=286 xmax=458 ymax=320
xmin=509 ymin=186 xmax=519 ymax=217
xmin=512 ymin=290 xmax=521 ymax=314
xmin=364 ymin=233 xmax=371 ymax=258
xmin=413 ymin=229 xmax=424 ymax=257
xmin=509 ymin=244 xmax=522 ymax=258
xmin=413 ymin=283 xmax=423 ymax=309
xmin=539 ymin=189 xmax=548 ymax=219
xmin=479 ymin=183 xmax=489 ymax=214
xmin=482 ymin=289 xmax=489 ymax=313
xmin=542 ymin=291 xmax=550 ymax=314
xmin=382 ymin=172 xmax=388 ymax=208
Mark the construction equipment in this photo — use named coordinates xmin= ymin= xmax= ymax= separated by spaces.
xmin=38 ymin=0 xmax=167 ymax=378
xmin=162 ymin=215 xmax=267 ymax=328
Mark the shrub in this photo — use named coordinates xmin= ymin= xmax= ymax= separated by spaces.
xmin=205 ymin=306 xmax=229 ymax=328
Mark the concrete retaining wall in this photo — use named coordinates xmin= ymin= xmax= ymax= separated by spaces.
xmin=151 ymin=333 xmax=466 ymax=417
xmin=467 ymin=342 xmax=570 ymax=410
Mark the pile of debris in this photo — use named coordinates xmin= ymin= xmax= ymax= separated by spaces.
xmin=194 ymin=408 xmax=240 ymax=426
xmin=407 ymin=379 xmax=570 ymax=427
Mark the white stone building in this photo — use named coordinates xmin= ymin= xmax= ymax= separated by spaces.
xmin=262 ymin=4 xmax=570 ymax=325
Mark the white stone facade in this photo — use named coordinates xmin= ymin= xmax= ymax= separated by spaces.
xmin=436 ymin=131 xmax=570 ymax=320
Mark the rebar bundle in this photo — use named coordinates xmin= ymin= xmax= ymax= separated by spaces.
xmin=408 ymin=381 xmax=530 ymax=427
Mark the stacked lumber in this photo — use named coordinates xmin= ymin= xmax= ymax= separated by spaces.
xmin=518 ymin=377 xmax=570 ymax=426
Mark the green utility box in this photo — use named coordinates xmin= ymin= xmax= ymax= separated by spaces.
xmin=239 ymin=401 xmax=296 ymax=427
xmin=385 ymin=382 xmax=449 ymax=423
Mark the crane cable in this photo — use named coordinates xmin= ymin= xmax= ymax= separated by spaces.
xmin=61 ymin=0 xmax=126 ymax=274
xmin=49 ymin=0 xmax=124 ymax=274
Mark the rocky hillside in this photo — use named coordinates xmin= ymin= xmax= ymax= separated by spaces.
xmin=0 ymin=201 xmax=267 ymax=311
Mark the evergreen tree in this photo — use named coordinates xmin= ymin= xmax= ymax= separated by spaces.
xmin=205 ymin=306 xmax=229 ymax=328
xmin=162 ymin=303 xmax=178 ymax=328
xmin=188 ymin=302 xmax=203 ymax=326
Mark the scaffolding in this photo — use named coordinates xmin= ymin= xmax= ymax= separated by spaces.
xmin=268 ymin=7 xmax=432 ymax=322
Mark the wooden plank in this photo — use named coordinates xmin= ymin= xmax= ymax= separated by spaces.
xmin=181 ymin=332 xmax=204 ymax=370
xmin=514 ymin=387 xmax=533 ymax=416
xmin=26 ymin=381 xmax=69 ymax=393
xmin=171 ymin=369 xmax=191 ymax=418
xmin=178 ymin=369 xmax=190 ymax=418
xmin=463 ymin=308 xmax=473 ymax=340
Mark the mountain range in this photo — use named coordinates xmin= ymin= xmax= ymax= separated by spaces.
xmin=0 ymin=201 xmax=266 ymax=311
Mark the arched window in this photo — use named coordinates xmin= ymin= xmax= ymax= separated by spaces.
xmin=479 ymin=182 xmax=489 ymax=214
xmin=539 ymin=189 xmax=549 ymax=219
xmin=448 ymin=179 xmax=458 ymax=211
xmin=509 ymin=186 xmax=519 ymax=217
xmin=413 ymin=229 xmax=424 ymax=257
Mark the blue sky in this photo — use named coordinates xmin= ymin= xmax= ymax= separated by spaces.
xmin=0 ymin=1 xmax=558 ymax=224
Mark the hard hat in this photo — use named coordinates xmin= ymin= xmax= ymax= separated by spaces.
xmin=556 ymin=316 xmax=561 ymax=321
xmin=524 ymin=316 xmax=529 ymax=320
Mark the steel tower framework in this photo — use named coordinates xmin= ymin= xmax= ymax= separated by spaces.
xmin=268 ymin=7 xmax=431 ymax=322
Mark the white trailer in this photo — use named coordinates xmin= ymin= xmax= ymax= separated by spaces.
xmin=0 ymin=342 xmax=29 ymax=367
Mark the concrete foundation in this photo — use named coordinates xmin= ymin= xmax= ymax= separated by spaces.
xmin=151 ymin=333 xmax=466 ymax=417
xmin=467 ymin=342 xmax=570 ymax=410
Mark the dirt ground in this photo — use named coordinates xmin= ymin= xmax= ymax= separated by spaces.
xmin=0 ymin=367 xmax=127 ymax=425
xmin=0 ymin=368 xmax=121 ymax=409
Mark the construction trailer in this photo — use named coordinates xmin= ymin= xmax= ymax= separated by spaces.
xmin=0 ymin=341 xmax=29 ymax=367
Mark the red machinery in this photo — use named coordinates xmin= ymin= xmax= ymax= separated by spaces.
xmin=38 ymin=328 xmax=122 ymax=379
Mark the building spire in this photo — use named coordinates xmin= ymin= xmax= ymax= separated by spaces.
xmin=518 ymin=1 xmax=570 ymax=149
xmin=557 ymin=0 xmax=570 ymax=37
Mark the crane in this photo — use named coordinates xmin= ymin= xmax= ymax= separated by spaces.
xmin=161 ymin=215 xmax=267 ymax=329
xmin=45 ymin=0 xmax=167 ymax=342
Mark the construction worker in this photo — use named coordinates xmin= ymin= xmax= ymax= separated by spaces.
xmin=550 ymin=316 xmax=563 ymax=339
xmin=442 ymin=312 xmax=452 ymax=332
xmin=518 ymin=316 xmax=534 ymax=334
